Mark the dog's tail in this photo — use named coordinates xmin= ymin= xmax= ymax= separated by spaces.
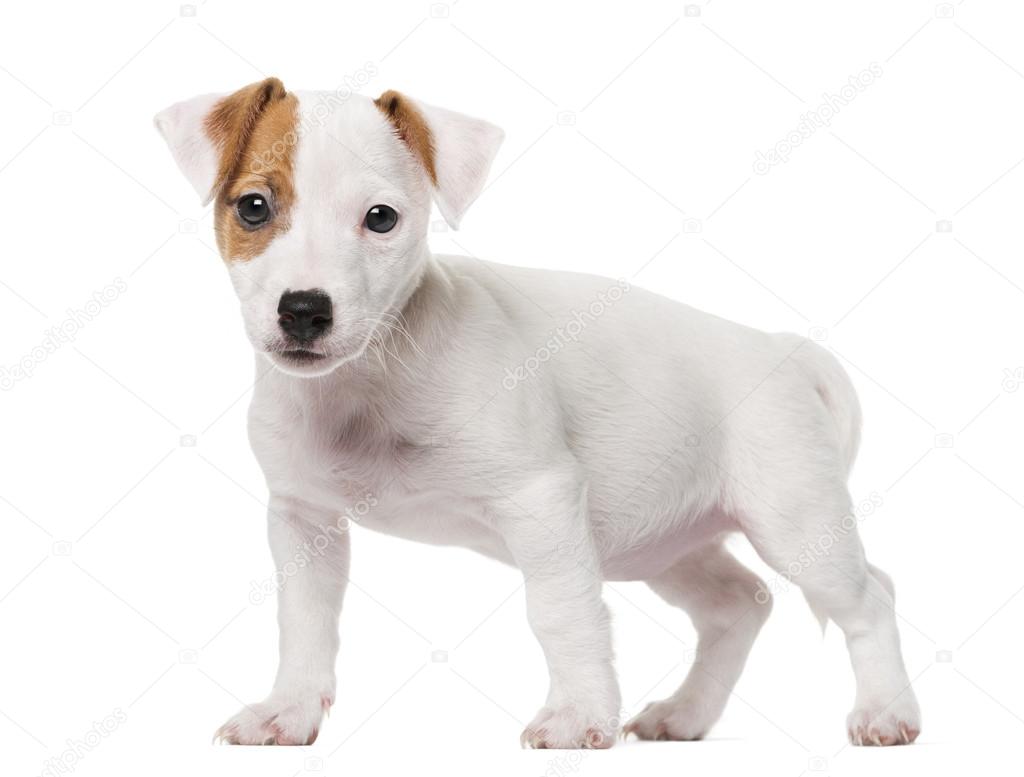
xmin=797 ymin=340 xmax=862 ymax=477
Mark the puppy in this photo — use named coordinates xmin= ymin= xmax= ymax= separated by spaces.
xmin=155 ymin=78 xmax=921 ymax=748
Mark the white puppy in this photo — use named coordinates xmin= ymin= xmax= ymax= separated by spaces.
xmin=155 ymin=78 xmax=921 ymax=749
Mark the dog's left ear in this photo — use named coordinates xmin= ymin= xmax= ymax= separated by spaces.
xmin=154 ymin=78 xmax=289 ymax=205
xmin=375 ymin=90 xmax=504 ymax=229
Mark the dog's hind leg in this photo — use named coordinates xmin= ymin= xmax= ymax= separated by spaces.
xmin=623 ymin=542 xmax=772 ymax=741
xmin=737 ymin=482 xmax=921 ymax=746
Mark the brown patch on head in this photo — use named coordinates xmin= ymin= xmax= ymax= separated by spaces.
xmin=205 ymin=77 xmax=299 ymax=262
xmin=374 ymin=90 xmax=437 ymax=185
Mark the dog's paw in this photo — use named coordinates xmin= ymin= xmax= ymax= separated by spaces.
xmin=846 ymin=694 xmax=920 ymax=746
xmin=621 ymin=695 xmax=717 ymax=741
xmin=214 ymin=691 xmax=332 ymax=746
xmin=520 ymin=705 xmax=617 ymax=749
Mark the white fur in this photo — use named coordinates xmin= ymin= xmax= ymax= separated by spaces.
xmin=157 ymin=88 xmax=921 ymax=749
xmin=410 ymin=97 xmax=505 ymax=228
xmin=153 ymin=93 xmax=223 ymax=204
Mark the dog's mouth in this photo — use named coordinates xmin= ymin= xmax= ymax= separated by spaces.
xmin=260 ymin=322 xmax=377 ymax=376
xmin=277 ymin=348 xmax=328 ymax=363
xmin=263 ymin=346 xmax=339 ymax=376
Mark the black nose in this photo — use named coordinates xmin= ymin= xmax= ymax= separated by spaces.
xmin=278 ymin=289 xmax=333 ymax=343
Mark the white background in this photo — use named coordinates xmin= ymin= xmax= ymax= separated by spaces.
xmin=2 ymin=0 xmax=1021 ymax=775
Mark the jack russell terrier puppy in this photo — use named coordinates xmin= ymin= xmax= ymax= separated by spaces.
xmin=155 ymin=78 xmax=921 ymax=749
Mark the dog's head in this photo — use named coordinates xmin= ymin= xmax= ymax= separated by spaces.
xmin=155 ymin=78 xmax=503 ymax=376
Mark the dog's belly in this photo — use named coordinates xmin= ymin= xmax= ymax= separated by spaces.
xmin=348 ymin=479 xmax=734 ymax=582
xmin=334 ymin=478 xmax=734 ymax=581
xmin=351 ymin=487 xmax=516 ymax=565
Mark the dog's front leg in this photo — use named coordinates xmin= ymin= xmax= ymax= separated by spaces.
xmin=216 ymin=498 xmax=348 ymax=745
xmin=499 ymin=470 xmax=621 ymax=749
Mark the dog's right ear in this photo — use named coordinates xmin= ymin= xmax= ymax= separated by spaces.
xmin=154 ymin=78 xmax=288 ymax=205
xmin=374 ymin=91 xmax=504 ymax=230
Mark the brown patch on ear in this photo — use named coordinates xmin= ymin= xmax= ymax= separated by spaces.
xmin=374 ymin=90 xmax=437 ymax=185
xmin=207 ymin=78 xmax=300 ymax=262
xmin=205 ymin=77 xmax=288 ymax=196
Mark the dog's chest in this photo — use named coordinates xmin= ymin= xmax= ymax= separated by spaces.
xmin=256 ymin=404 xmax=499 ymax=550
xmin=270 ymin=413 xmax=403 ymax=505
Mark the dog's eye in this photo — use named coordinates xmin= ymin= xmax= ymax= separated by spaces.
xmin=365 ymin=205 xmax=398 ymax=233
xmin=237 ymin=194 xmax=271 ymax=227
